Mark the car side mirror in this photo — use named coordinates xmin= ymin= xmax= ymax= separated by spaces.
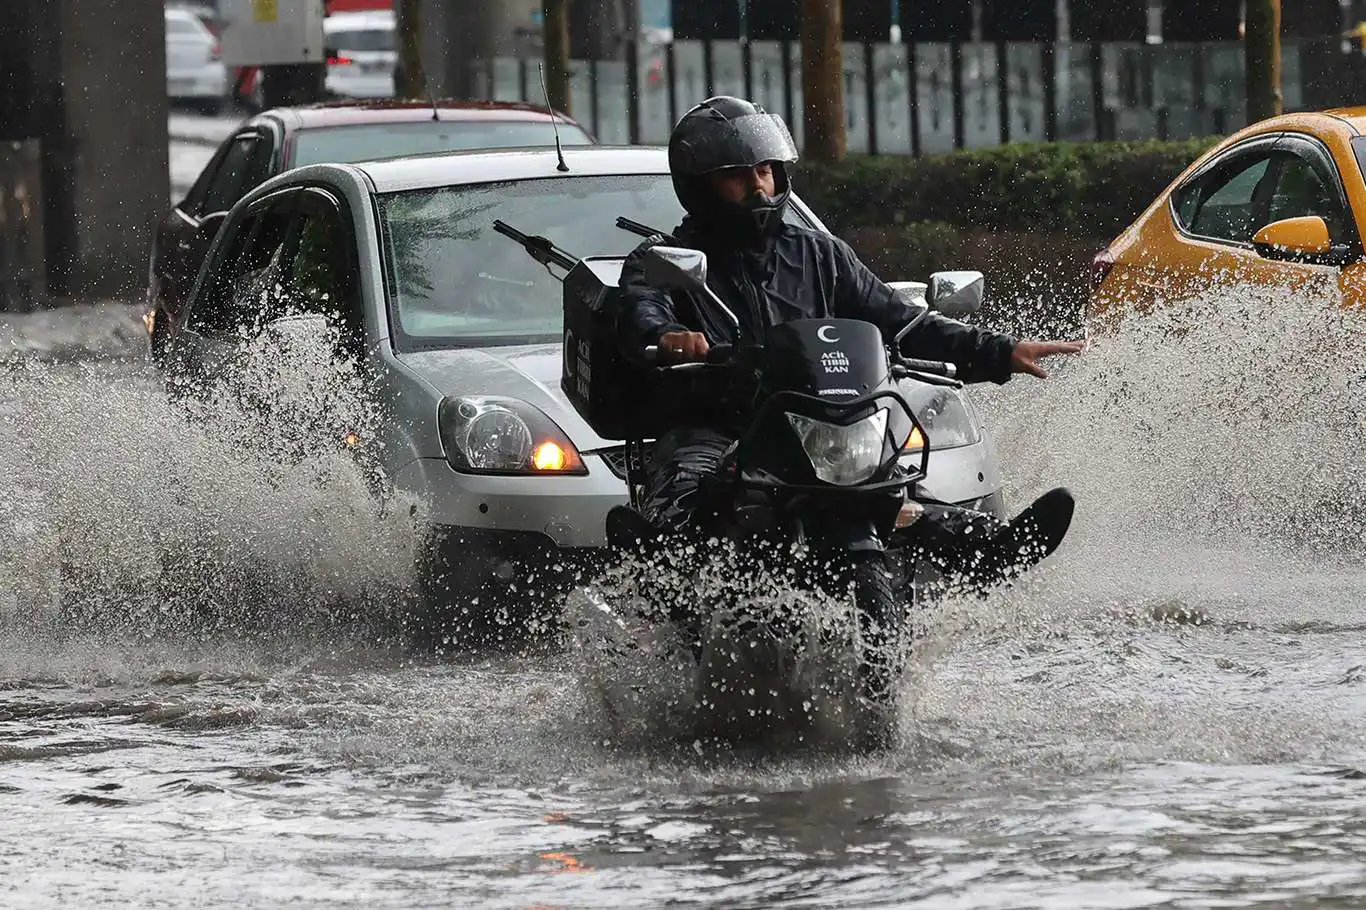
xmin=188 ymin=210 xmax=230 ymax=265
xmin=641 ymin=245 xmax=709 ymax=292
xmin=1252 ymin=215 xmax=1351 ymax=265
xmin=927 ymin=271 xmax=985 ymax=318
xmin=263 ymin=312 xmax=331 ymax=337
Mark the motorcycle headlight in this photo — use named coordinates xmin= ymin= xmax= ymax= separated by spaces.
xmin=786 ymin=408 xmax=889 ymax=486
xmin=901 ymin=385 xmax=981 ymax=452
xmin=438 ymin=396 xmax=587 ymax=475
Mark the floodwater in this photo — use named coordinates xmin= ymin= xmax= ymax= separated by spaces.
xmin=4 ymin=286 xmax=1366 ymax=909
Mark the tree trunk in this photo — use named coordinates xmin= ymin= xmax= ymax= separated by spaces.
xmin=543 ymin=0 xmax=572 ymax=115
xmin=396 ymin=0 xmax=427 ymax=98
xmin=1245 ymin=0 xmax=1282 ymax=122
xmin=801 ymin=0 xmax=845 ymax=164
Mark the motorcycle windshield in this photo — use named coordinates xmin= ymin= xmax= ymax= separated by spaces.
xmin=759 ymin=318 xmax=889 ymax=402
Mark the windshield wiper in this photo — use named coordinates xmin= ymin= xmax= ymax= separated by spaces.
xmin=615 ymin=216 xmax=673 ymax=242
xmin=492 ymin=219 xmax=580 ymax=277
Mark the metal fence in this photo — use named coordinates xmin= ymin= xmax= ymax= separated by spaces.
xmin=473 ymin=37 xmax=1351 ymax=153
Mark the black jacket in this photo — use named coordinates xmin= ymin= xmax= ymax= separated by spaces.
xmin=617 ymin=217 xmax=1018 ymax=385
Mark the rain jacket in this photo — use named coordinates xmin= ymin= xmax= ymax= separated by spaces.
xmin=616 ymin=216 xmax=1019 ymax=391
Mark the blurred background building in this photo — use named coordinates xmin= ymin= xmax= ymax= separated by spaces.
xmin=0 ymin=0 xmax=1361 ymax=311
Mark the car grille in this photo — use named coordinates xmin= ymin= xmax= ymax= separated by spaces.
xmin=594 ymin=444 xmax=653 ymax=481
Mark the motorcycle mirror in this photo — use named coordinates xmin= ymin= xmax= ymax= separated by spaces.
xmin=886 ymin=281 xmax=928 ymax=307
xmin=641 ymin=245 xmax=709 ymax=292
xmin=640 ymin=244 xmax=743 ymax=335
xmin=893 ymin=300 xmax=932 ymax=347
xmin=928 ymin=270 xmax=985 ymax=319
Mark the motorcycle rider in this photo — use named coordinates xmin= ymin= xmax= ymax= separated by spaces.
xmin=615 ymin=95 xmax=1082 ymax=590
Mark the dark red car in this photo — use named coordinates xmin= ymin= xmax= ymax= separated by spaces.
xmin=147 ymin=99 xmax=595 ymax=358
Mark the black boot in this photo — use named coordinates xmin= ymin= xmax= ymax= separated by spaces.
xmin=606 ymin=504 xmax=665 ymax=553
xmin=900 ymin=487 xmax=1076 ymax=594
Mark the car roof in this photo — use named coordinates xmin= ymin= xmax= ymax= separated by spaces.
xmin=263 ymin=99 xmax=588 ymax=132
xmin=348 ymin=145 xmax=670 ymax=193
xmin=1321 ymin=106 xmax=1366 ymax=134
xmin=1226 ymin=107 xmax=1366 ymax=143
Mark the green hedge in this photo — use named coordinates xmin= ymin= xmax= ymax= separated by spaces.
xmin=793 ymin=137 xmax=1219 ymax=240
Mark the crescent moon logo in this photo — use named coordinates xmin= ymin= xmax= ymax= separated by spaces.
xmin=817 ymin=325 xmax=839 ymax=343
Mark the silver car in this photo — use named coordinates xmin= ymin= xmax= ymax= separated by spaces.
xmin=161 ymin=146 xmax=1005 ymax=617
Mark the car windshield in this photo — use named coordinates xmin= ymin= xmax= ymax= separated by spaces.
xmin=290 ymin=122 xmax=594 ymax=167
xmin=378 ymin=174 xmax=688 ymax=349
xmin=327 ymin=28 xmax=394 ymax=52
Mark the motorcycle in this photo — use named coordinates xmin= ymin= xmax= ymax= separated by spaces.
xmin=571 ymin=244 xmax=1073 ymax=749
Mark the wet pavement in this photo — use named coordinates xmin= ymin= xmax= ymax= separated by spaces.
xmin=4 ymin=263 xmax=1366 ymax=908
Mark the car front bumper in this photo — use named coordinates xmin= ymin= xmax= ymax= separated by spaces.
xmin=396 ymin=433 xmax=1007 ymax=553
xmin=392 ymin=453 xmax=633 ymax=549
xmin=903 ymin=439 xmax=1008 ymax=518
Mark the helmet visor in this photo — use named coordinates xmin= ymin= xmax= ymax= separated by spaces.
xmin=673 ymin=112 xmax=799 ymax=175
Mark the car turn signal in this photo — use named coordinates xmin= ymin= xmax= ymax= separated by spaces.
xmin=532 ymin=440 xmax=580 ymax=472
xmin=902 ymin=426 xmax=926 ymax=452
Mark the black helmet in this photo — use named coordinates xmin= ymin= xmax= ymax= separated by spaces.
xmin=668 ymin=96 xmax=799 ymax=243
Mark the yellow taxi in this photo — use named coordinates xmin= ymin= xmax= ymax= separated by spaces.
xmin=1089 ymin=107 xmax=1366 ymax=324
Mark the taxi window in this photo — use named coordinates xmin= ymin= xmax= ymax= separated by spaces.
xmin=1266 ymin=152 xmax=1348 ymax=240
xmin=1178 ymin=155 xmax=1273 ymax=243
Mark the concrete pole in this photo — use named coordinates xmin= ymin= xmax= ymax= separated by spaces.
xmin=39 ymin=0 xmax=169 ymax=302
xmin=1246 ymin=0 xmax=1283 ymax=121
xmin=801 ymin=0 xmax=846 ymax=163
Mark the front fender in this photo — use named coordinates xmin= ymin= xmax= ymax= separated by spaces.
xmin=828 ymin=516 xmax=884 ymax=553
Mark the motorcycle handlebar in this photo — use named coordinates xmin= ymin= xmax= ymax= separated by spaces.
xmin=642 ymin=343 xmax=735 ymax=371
xmin=900 ymin=358 xmax=957 ymax=379
xmin=639 ymin=344 xmax=960 ymax=385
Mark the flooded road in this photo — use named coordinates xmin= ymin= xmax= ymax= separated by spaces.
xmin=5 ymin=289 xmax=1366 ymax=908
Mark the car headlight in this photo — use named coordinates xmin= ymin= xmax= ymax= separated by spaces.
xmin=786 ymin=408 xmax=889 ymax=486
xmin=437 ymin=396 xmax=587 ymax=476
xmin=901 ymin=385 xmax=981 ymax=452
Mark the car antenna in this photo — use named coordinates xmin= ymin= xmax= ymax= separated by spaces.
xmin=404 ymin=8 xmax=439 ymax=122
xmin=537 ymin=63 xmax=570 ymax=172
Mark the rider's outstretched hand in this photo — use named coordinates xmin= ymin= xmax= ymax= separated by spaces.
xmin=1010 ymin=340 xmax=1085 ymax=379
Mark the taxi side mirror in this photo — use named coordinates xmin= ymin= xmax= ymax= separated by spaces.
xmin=1252 ymin=216 xmax=1355 ymax=267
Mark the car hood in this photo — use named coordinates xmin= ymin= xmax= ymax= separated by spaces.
xmin=394 ymin=342 xmax=615 ymax=452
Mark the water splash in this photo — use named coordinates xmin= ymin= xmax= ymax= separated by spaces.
xmin=970 ymin=281 xmax=1366 ymax=624
xmin=0 ymin=329 xmax=421 ymax=645
xmin=570 ymin=282 xmax=1366 ymax=762
xmin=567 ymin=535 xmax=921 ymax=755
xmin=893 ymin=281 xmax=1366 ymax=772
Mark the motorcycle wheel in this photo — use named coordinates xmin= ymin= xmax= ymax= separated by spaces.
xmin=852 ymin=550 xmax=904 ymax=750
